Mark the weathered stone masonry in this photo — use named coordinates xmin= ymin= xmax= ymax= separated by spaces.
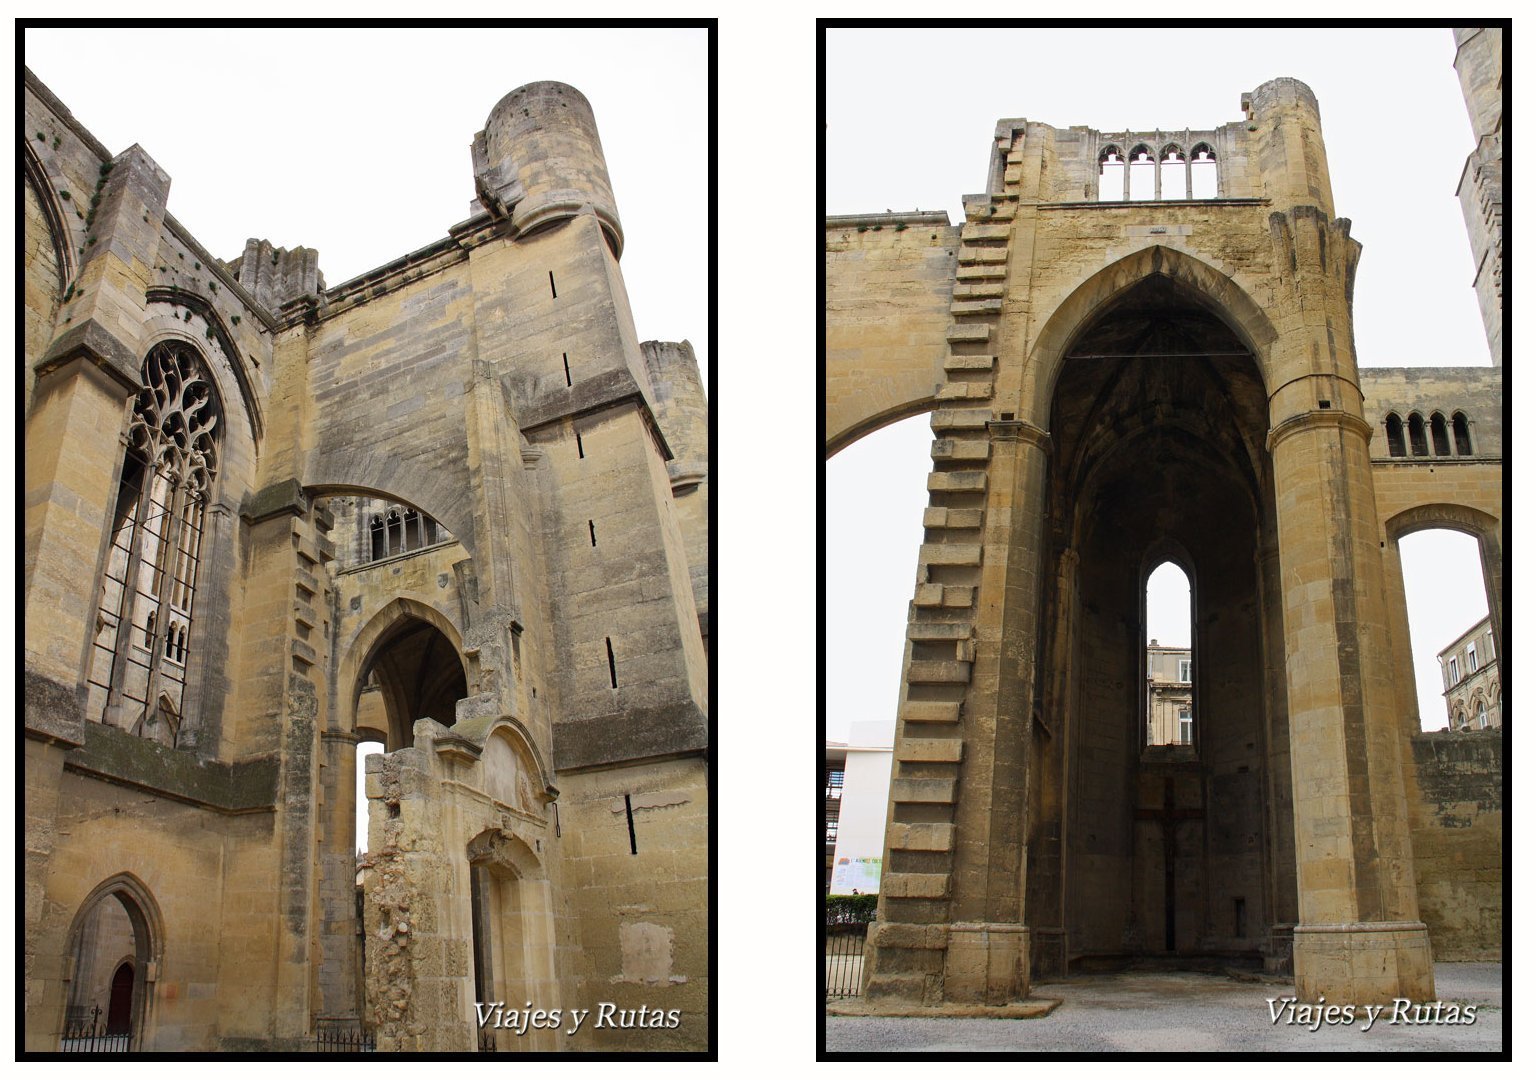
xmin=828 ymin=54 xmax=1501 ymax=1012
xmin=25 ymin=69 xmax=708 ymax=1052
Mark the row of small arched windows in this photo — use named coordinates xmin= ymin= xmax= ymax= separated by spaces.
xmin=369 ymin=507 xmax=442 ymax=562
xmin=1384 ymin=411 xmax=1474 ymax=458
xmin=1099 ymin=142 xmax=1218 ymax=201
xmin=143 ymin=610 xmax=188 ymax=664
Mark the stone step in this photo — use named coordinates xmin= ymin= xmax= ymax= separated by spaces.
xmin=919 ymin=543 xmax=982 ymax=567
xmin=949 ymin=298 xmax=1003 ymax=317
xmin=943 ymin=354 xmax=996 ymax=373
xmin=959 ymin=223 xmax=1011 ymax=242
xmin=956 ymin=263 xmax=1007 ymax=281
xmin=888 ymin=823 xmax=957 ymax=854
xmin=923 ymin=507 xmax=984 ymax=529
xmin=954 ymin=282 xmax=1006 ymax=300
xmin=907 ymin=621 xmax=973 ymax=641
xmin=881 ymin=872 xmax=952 ymax=899
xmin=946 ymin=324 xmax=991 ymax=344
xmin=899 ymin=700 xmax=961 ymax=724
xmin=911 ymin=584 xmax=976 ymax=610
xmin=907 ymin=660 xmax=972 ymax=684
xmin=898 ymin=738 xmax=965 ymax=764
xmin=890 ymin=777 xmax=957 ymax=804
xmin=936 ymin=381 xmax=993 ymax=401
xmin=930 ymin=407 xmax=991 ymax=431
xmin=926 ymin=471 xmax=987 ymax=494
xmin=931 ymin=438 xmax=990 ymax=462
xmin=957 ymin=247 xmax=1008 ymax=265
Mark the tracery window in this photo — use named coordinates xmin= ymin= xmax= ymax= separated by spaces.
xmin=1430 ymin=412 xmax=1451 ymax=456
xmin=1408 ymin=413 xmax=1428 ymax=456
xmin=1384 ymin=413 xmax=1406 ymax=457
xmin=365 ymin=503 xmax=444 ymax=564
xmin=85 ymin=341 xmax=220 ymax=743
xmin=1452 ymin=411 xmax=1473 ymax=455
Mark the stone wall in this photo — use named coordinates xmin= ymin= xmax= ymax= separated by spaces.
xmin=1406 ymin=731 xmax=1502 ymax=959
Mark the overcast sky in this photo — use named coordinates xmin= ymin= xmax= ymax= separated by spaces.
xmin=826 ymin=26 xmax=1497 ymax=743
xmin=23 ymin=27 xmax=708 ymax=383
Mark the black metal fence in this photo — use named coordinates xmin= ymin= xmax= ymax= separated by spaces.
xmin=478 ymin=1028 xmax=498 ymax=1053
xmin=59 ymin=1006 xmax=132 ymax=1053
xmin=314 ymin=1017 xmax=375 ymax=1053
xmin=824 ymin=921 xmax=869 ymax=1000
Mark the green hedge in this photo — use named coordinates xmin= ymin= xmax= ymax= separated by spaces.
xmin=826 ymin=893 xmax=878 ymax=924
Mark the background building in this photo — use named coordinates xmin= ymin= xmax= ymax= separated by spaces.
xmin=825 ymin=723 xmax=895 ymax=894
xmin=1438 ymin=616 xmax=1501 ymax=731
xmin=1146 ymin=641 xmax=1192 ymax=746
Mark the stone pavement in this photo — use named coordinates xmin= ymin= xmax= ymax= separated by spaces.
xmin=825 ymin=963 xmax=1504 ymax=1054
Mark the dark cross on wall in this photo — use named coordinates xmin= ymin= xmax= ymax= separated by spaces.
xmin=1135 ymin=776 xmax=1204 ymax=952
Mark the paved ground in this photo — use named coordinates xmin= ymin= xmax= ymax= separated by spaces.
xmin=825 ymin=963 xmax=1504 ymax=1054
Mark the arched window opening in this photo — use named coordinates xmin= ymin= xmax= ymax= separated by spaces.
xmin=1128 ymin=145 xmax=1156 ymax=201
xmin=1160 ymin=145 xmax=1187 ymax=200
xmin=357 ymin=502 xmax=447 ymax=565
xmin=1098 ymin=146 xmax=1125 ymax=202
xmin=1190 ymin=144 xmax=1218 ymax=198
xmin=1430 ymin=413 xmax=1451 ymax=456
xmin=84 ymin=341 xmax=220 ymax=741
xmin=355 ymin=738 xmax=385 ymax=854
xmin=1385 ymin=413 xmax=1406 ymax=457
xmin=1398 ymin=529 xmax=1492 ymax=731
xmin=1476 ymin=699 xmax=1489 ymax=729
xmin=1407 ymin=413 xmax=1428 ymax=456
xmin=1452 ymin=411 xmax=1473 ymax=455
xmin=1145 ymin=561 xmax=1193 ymax=747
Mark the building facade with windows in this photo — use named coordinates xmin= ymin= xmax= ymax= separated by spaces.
xmin=1146 ymin=641 xmax=1193 ymax=746
xmin=23 ymin=70 xmax=709 ymax=1052
xmin=825 ymin=724 xmax=895 ymax=895
xmin=1439 ymin=616 xmax=1501 ymax=731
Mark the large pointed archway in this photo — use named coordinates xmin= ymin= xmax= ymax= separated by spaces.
xmin=1027 ymin=268 xmax=1295 ymax=975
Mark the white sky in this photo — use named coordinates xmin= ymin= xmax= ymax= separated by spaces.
xmin=22 ymin=26 xmax=708 ymax=384
xmin=826 ymin=27 xmax=1499 ymax=744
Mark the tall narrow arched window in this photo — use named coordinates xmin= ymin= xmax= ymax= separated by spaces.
xmin=1128 ymin=144 xmax=1156 ymax=200
xmin=370 ymin=514 xmax=386 ymax=561
xmin=1098 ymin=146 xmax=1125 ymax=202
xmin=1452 ymin=411 xmax=1473 ymax=455
xmin=1408 ymin=413 xmax=1428 ymax=456
xmin=85 ymin=341 xmax=220 ymax=741
xmin=1190 ymin=143 xmax=1218 ymax=198
xmin=1144 ymin=560 xmax=1194 ymax=747
xmin=1430 ymin=412 xmax=1451 ymax=456
xmin=1385 ymin=413 xmax=1406 ymax=457
xmin=1160 ymin=145 xmax=1187 ymax=199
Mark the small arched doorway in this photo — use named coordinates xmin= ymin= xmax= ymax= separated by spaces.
xmin=106 ymin=962 xmax=135 ymax=1035
xmin=466 ymin=824 xmax=557 ymax=1052
xmin=63 ymin=875 xmax=160 ymax=1048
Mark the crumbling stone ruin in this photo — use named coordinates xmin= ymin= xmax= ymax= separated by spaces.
xmin=25 ymin=70 xmax=708 ymax=1052
xmin=826 ymin=28 xmax=1501 ymax=1011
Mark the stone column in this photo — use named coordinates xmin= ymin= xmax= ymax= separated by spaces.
xmin=940 ymin=420 xmax=1050 ymax=1004
xmin=316 ymin=730 xmax=362 ymax=1017
xmin=1267 ymin=407 xmax=1435 ymax=1003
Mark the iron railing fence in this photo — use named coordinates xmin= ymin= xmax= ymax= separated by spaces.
xmin=314 ymin=1017 xmax=375 ymax=1053
xmin=59 ymin=1005 xmax=133 ymax=1053
xmin=824 ymin=921 xmax=869 ymax=1000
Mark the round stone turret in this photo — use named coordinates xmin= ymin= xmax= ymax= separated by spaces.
xmin=1240 ymin=77 xmax=1334 ymax=217
xmin=472 ymin=81 xmax=623 ymax=257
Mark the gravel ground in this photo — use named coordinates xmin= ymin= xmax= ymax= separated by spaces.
xmin=825 ymin=963 xmax=1504 ymax=1054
